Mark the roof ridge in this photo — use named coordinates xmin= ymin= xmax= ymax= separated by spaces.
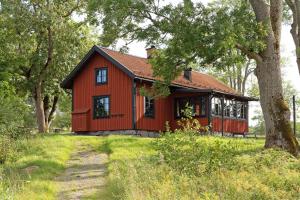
xmin=97 ymin=45 xmax=148 ymax=60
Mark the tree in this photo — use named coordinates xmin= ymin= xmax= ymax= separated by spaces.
xmin=285 ymin=0 xmax=300 ymax=77
xmin=92 ymin=0 xmax=299 ymax=155
xmin=250 ymin=80 xmax=300 ymax=136
xmin=0 ymin=0 xmax=95 ymax=132
xmin=207 ymin=58 xmax=255 ymax=95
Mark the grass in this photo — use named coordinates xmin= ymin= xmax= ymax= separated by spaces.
xmin=94 ymin=135 xmax=300 ymax=200
xmin=0 ymin=134 xmax=104 ymax=200
xmin=1 ymin=134 xmax=300 ymax=200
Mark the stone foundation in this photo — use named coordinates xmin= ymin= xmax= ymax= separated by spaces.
xmin=76 ymin=130 xmax=160 ymax=138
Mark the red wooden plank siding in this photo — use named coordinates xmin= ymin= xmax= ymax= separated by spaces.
xmin=72 ymin=54 xmax=133 ymax=132
xmin=135 ymin=82 xmax=172 ymax=131
xmin=212 ymin=117 xmax=248 ymax=134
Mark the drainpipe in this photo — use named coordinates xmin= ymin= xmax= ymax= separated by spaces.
xmin=132 ymin=79 xmax=137 ymax=130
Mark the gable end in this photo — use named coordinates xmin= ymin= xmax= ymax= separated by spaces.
xmin=61 ymin=45 xmax=135 ymax=89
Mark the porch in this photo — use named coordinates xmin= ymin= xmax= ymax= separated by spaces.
xmin=171 ymin=88 xmax=258 ymax=135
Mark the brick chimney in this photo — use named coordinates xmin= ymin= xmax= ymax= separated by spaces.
xmin=184 ymin=68 xmax=192 ymax=81
xmin=146 ymin=45 xmax=156 ymax=59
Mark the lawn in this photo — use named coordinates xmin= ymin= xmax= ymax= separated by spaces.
xmin=1 ymin=134 xmax=300 ymax=200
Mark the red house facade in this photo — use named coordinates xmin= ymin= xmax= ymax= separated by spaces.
xmin=61 ymin=46 xmax=256 ymax=135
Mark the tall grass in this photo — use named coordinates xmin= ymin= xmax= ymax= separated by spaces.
xmin=101 ymin=135 xmax=300 ymax=200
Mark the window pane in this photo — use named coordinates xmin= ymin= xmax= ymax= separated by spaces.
xmin=97 ymin=71 xmax=102 ymax=83
xmin=200 ymin=97 xmax=206 ymax=116
xmin=96 ymin=68 xmax=107 ymax=84
xmin=102 ymin=69 xmax=107 ymax=82
xmin=94 ymin=96 xmax=109 ymax=118
xmin=144 ymin=96 xmax=154 ymax=117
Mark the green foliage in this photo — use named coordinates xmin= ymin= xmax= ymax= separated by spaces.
xmin=0 ymin=81 xmax=33 ymax=164
xmin=0 ymin=0 xmax=96 ymax=131
xmin=0 ymin=81 xmax=32 ymax=139
xmin=92 ymin=0 xmax=266 ymax=96
xmin=52 ymin=92 xmax=72 ymax=130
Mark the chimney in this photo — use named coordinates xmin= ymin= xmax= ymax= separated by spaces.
xmin=146 ymin=45 xmax=156 ymax=59
xmin=184 ymin=68 xmax=192 ymax=81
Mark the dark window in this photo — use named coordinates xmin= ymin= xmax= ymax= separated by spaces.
xmin=237 ymin=101 xmax=247 ymax=119
xmin=200 ymin=97 xmax=207 ymax=116
xmin=144 ymin=96 xmax=155 ymax=117
xmin=212 ymin=97 xmax=222 ymax=116
xmin=212 ymin=97 xmax=248 ymax=119
xmin=224 ymin=99 xmax=230 ymax=117
xmin=175 ymin=98 xmax=190 ymax=118
xmin=93 ymin=96 xmax=110 ymax=118
xmin=230 ymin=100 xmax=237 ymax=118
xmin=175 ymin=97 xmax=207 ymax=118
xmin=95 ymin=68 xmax=108 ymax=84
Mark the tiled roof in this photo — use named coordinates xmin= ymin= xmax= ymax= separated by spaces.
xmin=100 ymin=47 xmax=238 ymax=95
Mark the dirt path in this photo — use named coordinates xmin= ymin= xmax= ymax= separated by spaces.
xmin=56 ymin=144 xmax=108 ymax=200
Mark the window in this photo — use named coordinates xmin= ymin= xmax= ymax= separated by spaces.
xmin=200 ymin=97 xmax=207 ymax=116
xmin=93 ymin=96 xmax=110 ymax=118
xmin=211 ymin=98 xmax=248 ymax=119
xmin=175 ymin=97 xmax=207 ymax=118
xmin=212 ymin=97 xmax=222 ymax=116
xmin=144 ymin=96 xmax=155 ymax=117
xmin=230 ymin=100 xmax=237 ymax=118
xmin=237 ymin=101 xmax=247 ymax=119
xmin=175 ymin=98 xmax=191 ymax=118
xmin=95 ymin=68 xmax=108 ymax=84
xmin=224 ymin=99 xmax=231 ymax=117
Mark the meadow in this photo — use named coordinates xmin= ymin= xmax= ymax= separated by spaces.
xmin=1 ymin=133 xmax=300 ymax=200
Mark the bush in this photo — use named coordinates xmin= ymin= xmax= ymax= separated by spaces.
xmin=0 ymin=81 xmax=33 ymax=163
xmin=0 ymin=136 xmax=12 ymax=164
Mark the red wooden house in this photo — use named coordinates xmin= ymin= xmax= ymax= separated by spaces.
xmin=61 ymin=45 xmax=256 ymax=135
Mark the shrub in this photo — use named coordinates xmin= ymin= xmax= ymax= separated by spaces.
xmin=0 ymin=136 xmax=12 ymax=164
xmin=0 ymin=81 xmax=33 ymax=163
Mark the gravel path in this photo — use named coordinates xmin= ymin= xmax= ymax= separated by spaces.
xmin=56 ymin=144 xmax=108 ymax=200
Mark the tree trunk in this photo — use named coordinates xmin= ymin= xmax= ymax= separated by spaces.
xmin=236 ymin=65 xmax=242 ymax=94
xmin=44 ymin=95 xmax=50 ymax=133
xmin=241 ymin=59 xmax=252 ymax=95
xmin=249 ymin=0 xmax=299 ymax=155
xmin=285 ymin=0 xmax=300 ymax=76
xmin=256 ymin=58 xmax=299 ymax=155
xmin=34 ymin=81 xmax=46 ymax=133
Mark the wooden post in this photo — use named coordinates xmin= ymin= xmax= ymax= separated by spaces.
xmin=293 ymin=95 xmax=296 ymax=136
xmin=207 ymin=93 xmax=213 ymax=134
xmin=221 ymin=96 xmax=224 ymax=136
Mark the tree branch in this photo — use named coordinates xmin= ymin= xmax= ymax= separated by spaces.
xmin=48 ymin=95 xmax=59 ymax=124
xmin=63 ymin=0 xmax=81 ymax=18
xmin=235 ymin=43 xmax=263 ymax=63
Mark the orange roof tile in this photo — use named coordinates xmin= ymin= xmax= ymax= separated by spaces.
xmin=100 ymin=47 xmax=238 ymax=95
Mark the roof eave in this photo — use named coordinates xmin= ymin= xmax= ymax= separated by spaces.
xmin=61 ymin=45 xmax=135 ymax=89
xmin=212 ymin=91 xmax=259 ymax=101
